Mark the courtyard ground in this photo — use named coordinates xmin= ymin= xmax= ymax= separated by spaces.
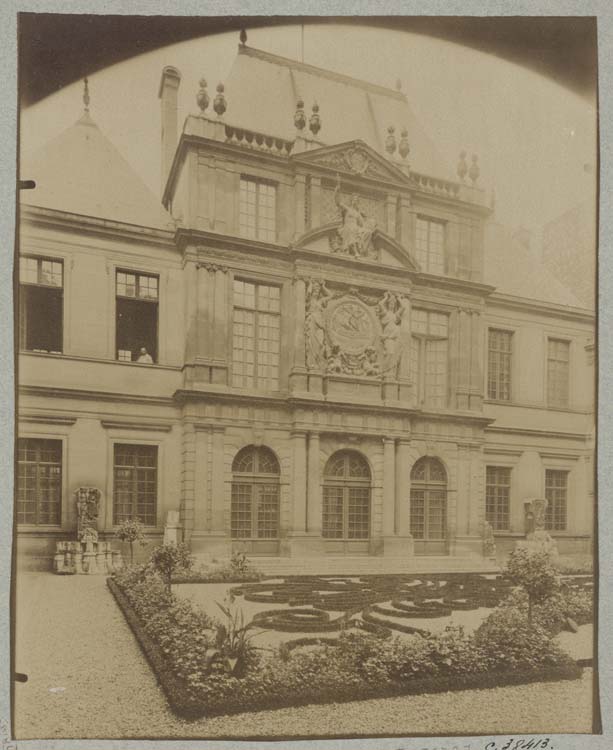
xmin=14 ymin=572 xmax=595 ymax=739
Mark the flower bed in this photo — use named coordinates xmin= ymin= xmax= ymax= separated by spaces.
xmin=108 ymin=569 xmax=584 ymax=718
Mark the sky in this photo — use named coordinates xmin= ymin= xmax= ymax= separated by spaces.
xmin=20 ymin=22 xmax=597 ymax=243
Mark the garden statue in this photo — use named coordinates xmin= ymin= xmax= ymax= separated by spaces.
xmin=52 ymin=486 xmax=124 ymax=574
xmin=518 ymin=497 xmax=558 ymax=558
xmin=481 ymin=520 xmax=496 ymax=559
xmin=75 ymin=486 xmax=101 ymax=541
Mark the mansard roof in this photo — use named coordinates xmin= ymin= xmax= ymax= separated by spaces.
xmin=21 ymin=112 xmax=174 ymax=232
xmin=224 ymin=45 xmax=451 ymax=180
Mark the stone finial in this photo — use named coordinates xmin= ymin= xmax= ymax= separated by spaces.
xmin=309 ymin=102 xmax=321 ymax=136
xmin=457 ymin=150 xmax=468 ymax=182
xmin=385 ymin=125 xmax=397 ymax=155
xmin=469 ymin=154 xmax=480 ymax=184
xmin=83 ymin=77 xmax=90 ymax=113
xmin=398 ymin=128 xmax=410 ymax=159
xmin=240 ymin=29 xmax=247 ymax=46
xmin=213 ymin=82 xmax=227 ymax=117
xmin=294 ymin=98 xmax=306 ymax=131
xmin=196 ymin=78 xmax=209 ymax=114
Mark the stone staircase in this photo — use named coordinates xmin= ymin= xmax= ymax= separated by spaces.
xmin=196 ymin=554 xmax=500 ymax=577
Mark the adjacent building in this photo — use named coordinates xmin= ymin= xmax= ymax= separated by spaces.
xmin=17 ymin=41 xmax=595 ymax=570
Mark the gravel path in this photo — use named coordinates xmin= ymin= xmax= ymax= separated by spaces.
xmin=15 ymin=573 xmax=595 ymax=739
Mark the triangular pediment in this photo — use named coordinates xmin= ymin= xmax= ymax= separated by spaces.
xmin=291 ymin=140 xmax=411 ymax=186
xmin=293 ymin=223 xmax=421 ymax=273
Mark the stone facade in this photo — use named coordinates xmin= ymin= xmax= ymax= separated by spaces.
xmin=17 ymin=44 xmax=595 ymax=569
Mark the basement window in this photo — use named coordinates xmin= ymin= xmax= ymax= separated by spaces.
xmin=19 ymin=256 xmax=63 ymax=354
xmin=116 ymin=270 xmax=158 ymax=363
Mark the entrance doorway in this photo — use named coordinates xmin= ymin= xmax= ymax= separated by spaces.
xmin=322 ymin=450 xmax=371 ymax=555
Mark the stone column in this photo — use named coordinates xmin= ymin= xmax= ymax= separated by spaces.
xmin=382 ymin=438 xmax=396 ymax=536
xmin=306 ymin=432 xmax=322 ymax=535
xmin=291 ymin=430 xmax=308 ymax=533
xmin=396 ymin=439 xmax=412 ymax=537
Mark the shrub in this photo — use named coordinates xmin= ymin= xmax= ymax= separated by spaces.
xmin=150 ymin=543 xmax=194 ymax=594
xmin=473 ymin=603 xmax=571 ymax=669
xmin=505 ymin=546 xmax=560 ymax=621
xmin=115 ymin=518 xmax=148 ymax=564
xmin=499 ymin=585 xmax=593 ymax=635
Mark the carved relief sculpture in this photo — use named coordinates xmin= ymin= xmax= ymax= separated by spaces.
xmin=305 ymin=279 xmax=332 ymax=369
xmin=330 ymin=174 xmax=377 ymax=259
xmin=376 ymin=291 xmax=408 ymax=372
xmin=75 ymin=486 xmax=101 ymax=542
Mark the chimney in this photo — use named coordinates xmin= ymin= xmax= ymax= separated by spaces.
xmin=158 ymin=66 xmax=181 ymax=196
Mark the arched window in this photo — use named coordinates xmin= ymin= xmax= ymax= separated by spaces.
xmin=231 ymin=446 xmax=280 ymax=542
xmin=323 ymin=450 xmax=371 ymax=540
xmin=410 ymin=457 xmax=448 ymax=554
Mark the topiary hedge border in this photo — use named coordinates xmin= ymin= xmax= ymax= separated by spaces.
xmin=108 ymin=577 xmax=583 ymax=719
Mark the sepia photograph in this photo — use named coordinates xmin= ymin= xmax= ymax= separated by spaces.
xmin=8 ymin=10 xmax=601 ymax=743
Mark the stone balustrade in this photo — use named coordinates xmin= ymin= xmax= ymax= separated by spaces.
xmin=224 ymin=124 xmax=294 ymax=155
xmin=53 ymin=539 xmax=124 ymax=575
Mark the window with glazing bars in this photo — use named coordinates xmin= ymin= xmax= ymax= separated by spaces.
xmin=116 ymin=270 xmax=159 ymax=363
xmin=409 ymin=457 xmax=447 ymax=540
xmin=232 ymin=280 xmax=280 ymax=390
xmin=322 ymin=451 xmax=371 ymax=539
xmin=485 ymin=466 xmax=511 ymax=530
xmin=488 ymin=329 xmax=512 ymax=401
xmin=410 ymin=309 xmax=449 ymax=407
xmin=415 ymin=217 xmax=445 ymax=274
xmin=239 ymin=177 xmax=277 ymax=242
xmin=545 ymin=469 xmax=568 ymax=531
xmin=17 ymin=438 xmax=62 ymax=525
xmin=231 ymin=446 xmax=280 ymax=539
xmin=547 ymin=339 xmax=570 ymax=407
xmin=113 ymin=444 xmax=157 ymax=526
xmin=19 ymin=256 xmax=63 ymax=354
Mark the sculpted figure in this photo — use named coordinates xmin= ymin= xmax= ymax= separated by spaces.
xmin=75 ymin=487 xmax=101 ymax=542
xmin=325 ymin=344 xmax=344 ymax=374
xmin=332 ymin=174 xmax=376 ymax=258
xmin=376 ymin=291 xmax=407 ymax=369
xmin=305 ymin=279 xmax=332 ymax=369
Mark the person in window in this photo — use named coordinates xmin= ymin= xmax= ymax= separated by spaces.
xmin=136 ymin=347 xmax=153 ymax=364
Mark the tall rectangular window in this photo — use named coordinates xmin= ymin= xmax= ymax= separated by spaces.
xmin=239 ymin=177 xmax=276 ymax=242
xmin=19 ymin=256 xmax=63 ymax=353
xmin=17 ymin=438 xmax=62 ymax=526
xmin=116 ymin=270 xmax=158 ymax=363
xmin=488 ymin=329 xmax=512 ymax=401
xmin=233 ymin=280 xmax=280 ymax=390
xmin=411 ymin=309 xmax=449 ymax=407
xmin=485 ymin=466 xmax=511 ymax=531
xmin=415 ymin=217 xmax=445 ymax=274
xmin=547 ymin=338 xmax=570 ymax=407
xmin=545 ymin=469 xmax=568 ymax=531
xmin=113 ymin=444 xmax=157 ymax=526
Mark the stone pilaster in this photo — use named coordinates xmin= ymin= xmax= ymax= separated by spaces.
xmin=290 ymin=276 xmax=308 ymax=393
xmin=398 ymin=195 xmax=412 ymax=252
xmin=211 ymin=266 xmax=229 ymax=384
xmin=382 ymin=438 xmax=396 ymax=536
xmin=383 ymin=438 xmax=414 ymax=556
xmin=469 ymin=310 xmax=484 ymax=410
xmin=385 ymin=194 xmax=397 ymax=237
xmin=310 ymin=176 xmax=322 ymax=228
xmin=456 ymin=309 xmax=471 ymax=409
xmin=396 ymin=439 xmax=412 ymax=538
xmin=306 ymin=432 xmax=322 ymax=536
xmin=180 ymin=422 xmax=196 ymax=540
xmin=294 ymin=174 xmax=306 ymax=237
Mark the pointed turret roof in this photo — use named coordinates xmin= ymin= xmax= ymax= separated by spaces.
xmin=21 ymin=110 xmax=174 ymax=232
xmin=223 ymin=45 xmax=451 ymax=179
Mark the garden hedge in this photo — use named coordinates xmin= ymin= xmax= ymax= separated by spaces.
xmin=108 ymin=576 xmax=584 ymax=719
